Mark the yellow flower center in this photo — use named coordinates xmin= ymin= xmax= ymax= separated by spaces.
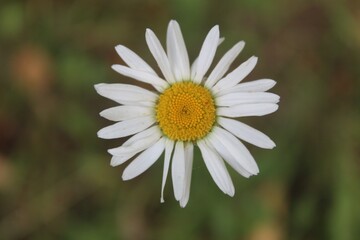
xmin=156 ymin=81 xmax=216 ymax=141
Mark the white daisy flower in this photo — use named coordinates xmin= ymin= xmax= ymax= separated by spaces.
xmin=95 ymin=20 xmax=279 ymax=207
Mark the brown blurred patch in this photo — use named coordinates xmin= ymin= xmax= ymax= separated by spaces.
xmin=0 ymin=155 xmax=14 ymax=191
xmin=10 ymin=44 xmax=53 ymax=97
xmin=0 ymin=115 xmax=20 ymax=155
xmin=247 ymin=222 xmax=284 ymax=240
xmin=257 ymin=182 xmax=288 ymax=217
xmin=117 ymin=199 xmax=148 ymax=240
xmin=262 ymin=3 xmax=330 ymax=73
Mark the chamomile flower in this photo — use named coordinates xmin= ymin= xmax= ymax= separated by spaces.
xmin=95 ymin=20 xmax=279 ymax=207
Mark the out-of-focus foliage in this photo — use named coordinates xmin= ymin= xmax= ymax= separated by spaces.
xmin=1 ymin=0 xmax=359 ymax=239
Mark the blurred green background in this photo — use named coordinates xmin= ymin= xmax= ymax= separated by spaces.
xmin=1 ymin=0 xmax=360 ymax=239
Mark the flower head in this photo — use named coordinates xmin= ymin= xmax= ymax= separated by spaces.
xmin=95 ymin=20 xmax=279 ymax=207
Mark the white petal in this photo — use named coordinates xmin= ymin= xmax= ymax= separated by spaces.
xmin=190 ymin=58 xmax=198 ymax=80
xmin=122 ymin=138 xmax=165 ymax=180
xmin=112 ymin=65 xmax=168 ymax=90
xmin=212 ymin=56 xmax=258 ymax=94
xmin=115 ymin=45 xmax=157 ymax=75
xmin=111 ymin=154 xmax=135 ymax=167
xmin=171 ymin=141 xmax=185 ymax=201
xmin=145 ymin=28 xmax=176 ymax=83
xmin=121 ymin=126 xmax=160 ymax=147
xmin=94 ymin=83 xmax=157 ymax=105
xmin=97 ymin=116 xmax=155 ymax=139
xmin=218 ymin=117 xmax=275 ymax=149
xmin=161 ymin=139 xmax=174 ymax=203
xmin=166 ymin=20 xmax=190 ymax=81
xmin=109 ymin=127 xmax=162 ymax=167
xmin=100 ymin=106 xmax=153 ymax=121
xmin=217 ymin=103 xmax=279 ymax=117
xmin=216 ymin=79 xmax=276 ymax=96
xmin=198 ymin=140 xmax=235 ymax=196
xmin=218 ymin=37 xmax=225 ymax=45
xmin=192 ymin=25 xmax=220 ymax=84
xmin=205 ymin=41 xmax=245 ymax=88
xmin=179 ymin=143 xmax=194 ymax=207
xmin=213 ymin=126 xmax=259 ymax=174
xmin=108 ymin=127 xmax=161 ymax=157
xmin=206 ymin=136 xmax=252 ymax=178
xmin=191 ymin=37 xmax=225 ymax=80
xmin=216 ymin=92 xmax=280 ymax=106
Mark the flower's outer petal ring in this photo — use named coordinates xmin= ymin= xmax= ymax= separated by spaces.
xmin=161 ymin=139 xmax=175 ymax=203
xmin=193 ymin=25 xmax=220 ymax=84
xmin=172 ymin=141 xmax=185 ymax=201
xmin=212 ymin=56 xmax=258 ymax=94
xmin=115 ymin=45 xmax=157 ymax=75
xmin=216 ymin=79 xmax=276 ymax=96
xmin=205 ymin=41 xmax=245 ymax=88
xmin=206 ymin=136 xmax=252 ymax=178
xmin=97 ymin=116 xmax=155 ymax=139
xmin=122 ymin=138 xmax=166 ymax=180
xmin=112 ymin=64 xmax=168 ymax=91
xmin=145 ymin=28 xmax=176 ymax=84
xmin=179 ymin=143 xmax=194 ymax=207
xmin=213 ymin=126 xmax=259 ymax=175
xmin=218 ymin=117 xmax=275 ymax=149
xmin=198 ymin=140 xmax=235 ymax=196
xmin=167 ymin=20 xmax=190 ymax=81
xmin=217 ymin=103 xmax=279 ymax=117
xmin=100 ymin=105 xmax=153 ymax=121
xmin=216 ymin=92 xmax=280 ymax=106
xmin=94 ymin=83 xmax=157 ymax=105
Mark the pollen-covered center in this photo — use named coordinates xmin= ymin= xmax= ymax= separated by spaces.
xmin=156 ymin=82 xmax=216 ymax=141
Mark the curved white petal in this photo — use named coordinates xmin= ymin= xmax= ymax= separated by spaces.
xmin=216 ymin=92 xmax=280 ymax=106
xmin=206 ymin=136 xmax=252 ymax=178
xmin=213 ymin=126 xmax=259 ymax=174
xmin=161 ymin=139 xmax=174 ymax=203
xmin=109 ymin=127 xmax=162 ymax=166
xmin=218 ymin=37 xmax=225 ymax=45
xmin=122 ymin=138 xmax=166 ymax=180
xmin=112 ymin=65 xmax=168 ymax=91
xmin=218 ymin=117 xmax=275 ymax=149
xmin=115 ymin=45 xmax=157 ymax=75
xmin=94 ymin=83 xmax=157 ymax=105
xmin=198 ymin=140 xmax=235 ymax=196
xmin=191 ymin=37 xmax=225 ymax=80
xmin=145 ymin=28 xmax=176 ymax=84
xmin=192 ymin=25 xmax=220 ymax=84
xmin=180 ymin=142 xmax=194 ymax=207
xmin=97 ymin=116 xmax=155 ymax=139
xmin=217 ymin=103 xmax=279 ymax=117
xmin=100 ymin=106 xmax=153 ymax=121
xmin=111 ymin=155 xmax=134 ymax=167
xmin=172 ymin=141 xmax=185 ymax=201
xmin=190 ymin=58 xmax=198 ymax=80
xmin=205 ymin=41 xmax=245 ymax=88
xmin=167 ymin=20 xmax=190 ymax=81
xmin=108 ymin=127 xmax=162 ymax=157
xmin=212 ymin=56 xmax=258 ymax=94
xmin=216 ymin=79 xmax=276 ymax=96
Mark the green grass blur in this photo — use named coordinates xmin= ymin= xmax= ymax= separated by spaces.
xmin=1 ymin=0 xmax=359 ymax=239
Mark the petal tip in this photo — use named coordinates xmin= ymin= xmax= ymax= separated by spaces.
xmin=122 ymin=172 xmax=130 ymax=181
xmin=94 ymin=83 xmax=104 ymax=91
xmin=107 ymin=148 xmax=115 ymax=155
xmin=179 ymin=201 xmax=187 ymax=208
xmin=114 ymin=44 xmax=123 ymax=51
xmin=111 ymin=64 xmax=119 ymax=71
xmin=228 ymin=190 xmax=235 ymax=197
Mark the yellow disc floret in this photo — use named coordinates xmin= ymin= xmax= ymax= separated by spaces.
xmin=156 ymin=81 xmax=216 ymax=141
